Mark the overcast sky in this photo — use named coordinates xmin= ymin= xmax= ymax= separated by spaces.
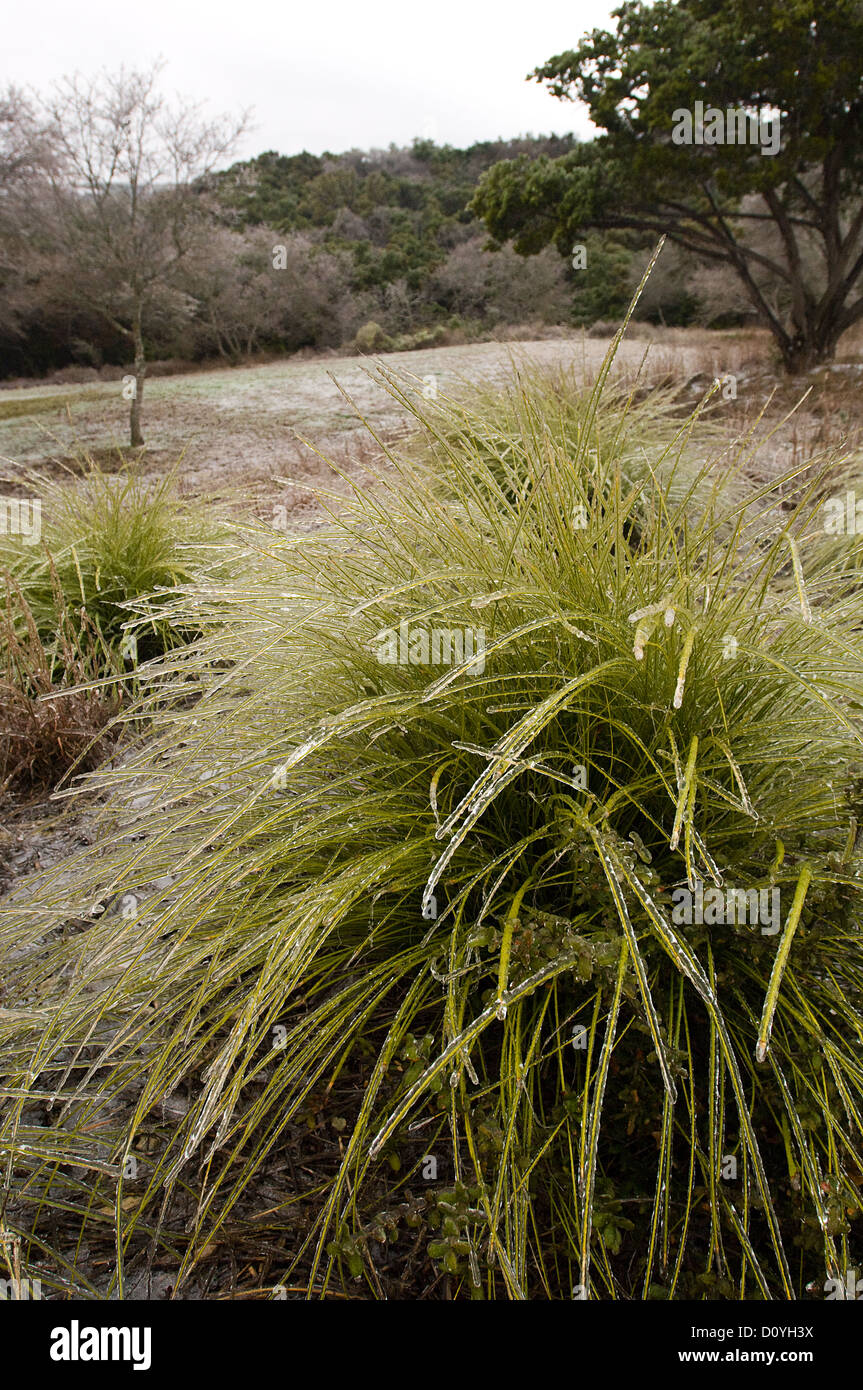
xmin=5 ymin=0 xmax=616 ymax=160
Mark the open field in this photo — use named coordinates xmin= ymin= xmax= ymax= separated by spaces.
xmin=0 ymin=330 xmax=772 ymax=495
xmin=3 ymin=325 xmax=862 ymax=522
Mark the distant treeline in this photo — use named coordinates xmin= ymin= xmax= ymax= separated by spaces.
xmin=0 ymin=133 xmax=739 ymax=382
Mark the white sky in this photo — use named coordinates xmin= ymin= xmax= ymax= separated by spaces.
xmin=5 ymin=0 xmax=616 ymax=160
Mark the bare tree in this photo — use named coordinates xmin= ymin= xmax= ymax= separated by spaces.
xmin=429 ymin=237 xmax=568 ymax=324
xmin=0 ymin=86 xmax=51 ymax=276
xmin=182 ymin=226 xmax=283 ymax=359
xmin=0 ymin=85 xmax=57 ymax=191
xmin=45 ymin=63 xmax=248 ymax=445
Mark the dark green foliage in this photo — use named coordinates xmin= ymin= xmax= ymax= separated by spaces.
xmin=472 ymin=0 xmax=863 ymax=371
xmin=208 ymin=136 xmax=589 ymax=303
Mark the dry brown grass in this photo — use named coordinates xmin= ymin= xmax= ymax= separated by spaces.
xmin=0 ymin=573 xmax=118 ymax=794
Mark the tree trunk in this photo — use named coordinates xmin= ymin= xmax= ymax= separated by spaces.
xmin=130 ymin=303 xmax=146 ymax=448
xmin=778 ymin=318 xmax=844 ymax=376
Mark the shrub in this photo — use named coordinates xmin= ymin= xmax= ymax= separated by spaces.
xmin=0 ymin=463 xmax=230 ymax=792
xmin=402 ymin=354 xmax=743 ymax=526
xmin=586 ymin=319 xmax=619 ymax=339
xmin=391 ymin=325 xmax=451 ymax=353
xmin=0 ymin=464 xmax=229 ymax=665
xmin=354 ymin=320 xmax=392 ymax=354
